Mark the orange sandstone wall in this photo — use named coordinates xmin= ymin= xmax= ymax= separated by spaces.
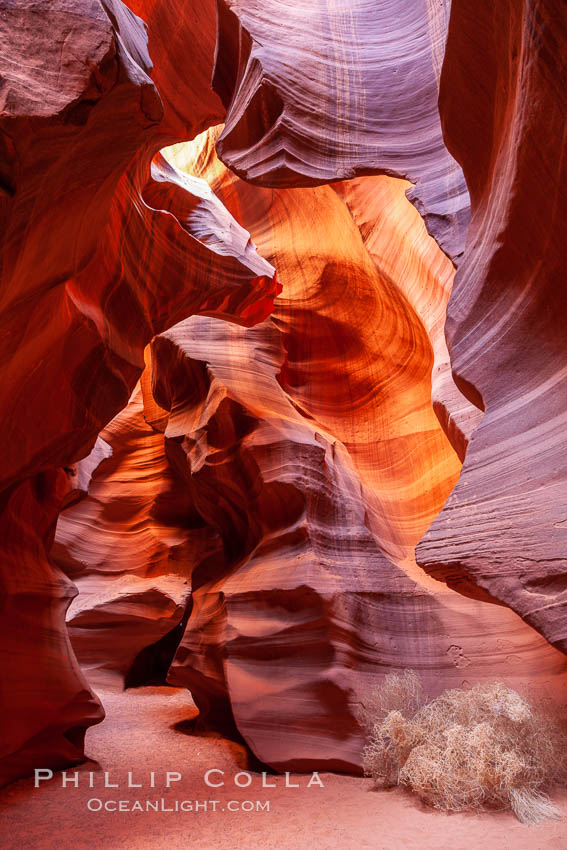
xmin=0 ymin=0 xmax=277 ymax=785
xmin=52 ymin=131 xmax=567 ymax=771
xmin=2 ymin=0 xmax=567 ymax=785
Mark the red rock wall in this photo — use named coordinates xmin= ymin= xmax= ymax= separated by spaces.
xmin=52 ymin=386 xmax=194 ymax=684
xmin=52 ymin=131 xmax=567 ymax=772
xmin=416 ymin=0 xmax=567 ymax=653
xmin=0 ymin=0 xmax=277 ymax=785
xmin=3 ymin=0 xmax=567 ymax=784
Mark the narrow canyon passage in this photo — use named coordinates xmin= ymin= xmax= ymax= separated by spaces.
xmin=50 ymin=129 xmax=567 ymax=774
xmin=1 ymin=684 xmax=566 ymax=850
xmin=1 ymin=0 xmax=567 ymax=845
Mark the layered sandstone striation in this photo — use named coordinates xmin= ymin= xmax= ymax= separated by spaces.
xmin=53 ymin=131 xmax=567 ymax=771
xmin=214 ymin=0 xmax=470 ymax=259
xmin=53 ymin=386 xmax=195 ymax=684
xmin=416 ymin=1 xmax=567 ymax=652
xmin=0 ymin=0 xmax=277 ymax=785
xmin=3 ymin=0 xmax=567 ymax=785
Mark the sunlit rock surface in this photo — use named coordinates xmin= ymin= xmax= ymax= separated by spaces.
xmin=0 ymin=0 xmax=276 ymax=785
xmin=3 ymin=0 xmax=567 ymax=785
xmin=53 ymin=131 xmax=567 ymax=771
xmin=214 ymin=0 xmax=470 ymax=259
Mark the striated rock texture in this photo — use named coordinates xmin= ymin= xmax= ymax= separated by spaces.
xmin=52 ymin=385 xmax=195 ymax=684
xmin=157 ymin=311 xmax=567 ymax=771
xmin=4 ymin=0 xmax=567 ymax=785
xmin=53 ymin=131 xmax=567 ymax=771
xmin=330 ymin=176 xmax=482 ymax=464
xmin=0 ymin=0 xmax=278 ymax=785
xmin=416 ymin=1 xmax=567 ymax=653
xmin=214 ymin=0 xmax=470 ymax=259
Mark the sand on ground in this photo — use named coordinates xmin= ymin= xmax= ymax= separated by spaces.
xmin=1 ymin=685 xmax=566 ymax=850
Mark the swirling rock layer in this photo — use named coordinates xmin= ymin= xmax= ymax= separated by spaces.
xmin=0 ymin=0 xmax=277 ymax=785
xmin=54 ymin=131 xmax=567 ymax=771
xmin=3 ymin=0 xmax=567 ymax=784
xmin=416 ymin=0 xmax=567 ymax=652
xmin=214 ymin=0 xmax=470 ymax=258
xmin=53 ymin=386 xmax=196 ymax=684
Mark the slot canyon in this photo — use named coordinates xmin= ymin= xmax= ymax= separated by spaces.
xmin=0 ymin=1 xmax=566 ymax=847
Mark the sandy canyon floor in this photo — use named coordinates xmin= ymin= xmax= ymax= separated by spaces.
xmin=1 ymin=684 xmax=566 ymax=850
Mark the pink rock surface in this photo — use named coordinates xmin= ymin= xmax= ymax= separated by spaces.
xmin=54 ymin=131 xmax=567 ymax=772
xmin=214 ymin=0 xmax=470 ymax=258
xmin=416 ymin=0 xmax=567 ymax=653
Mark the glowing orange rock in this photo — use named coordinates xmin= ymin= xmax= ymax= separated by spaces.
xmin=0 ymin=0 xmax=276 ymax=785
xmin=214 ymin=0 xmax=469 ymax=259
xmin=55 ymin=131 xmax=567 ymax=772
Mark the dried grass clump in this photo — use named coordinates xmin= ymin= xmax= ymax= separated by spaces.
xmin=358 ymin=669 xmax=424 ymax=731
xmin=362 ymin=673 xmax=567 ymax=824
